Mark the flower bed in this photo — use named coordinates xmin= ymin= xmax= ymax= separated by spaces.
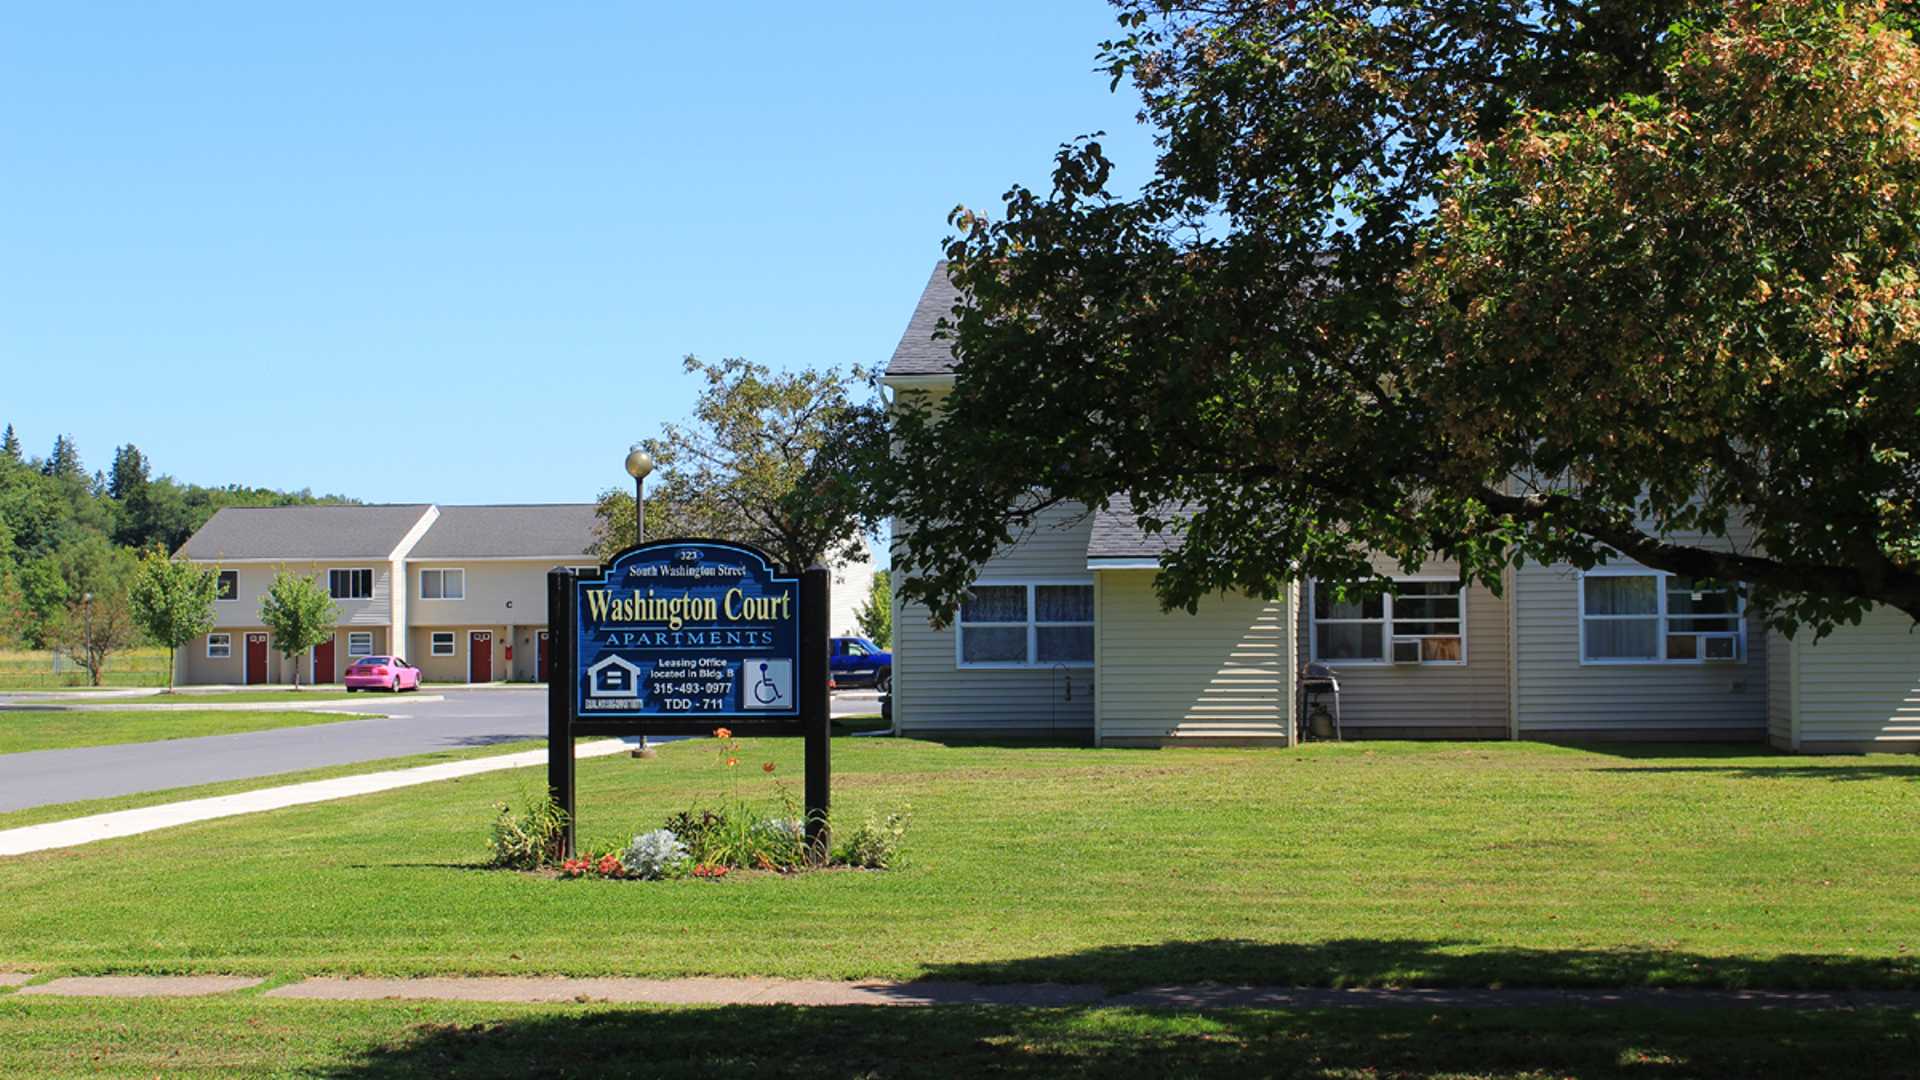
xmin=485 ymin=727 xmax=910 ymax=880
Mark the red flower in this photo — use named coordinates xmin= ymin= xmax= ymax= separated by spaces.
xmin=762 ymin=762 xmax=776 ymax=773
xmin=713 ymin=727 xmax=733 ymax=740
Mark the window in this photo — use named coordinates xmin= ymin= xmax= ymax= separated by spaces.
xmin=956 ymin=581 xmax=1094 ymax=667
xmin=844 ymin=640 xmax=869 ymax=656
xmin=206 ymin=633 xmax=231 ymax=659
xmin=420 ymin=568 xmax=465 ymax=600
xmin=1311 ymin=580 xmax=1465 ymax=665
xmin=215 ymin=570 xmax=238 ymax=601
xmin=430 ymin=631 xmax=456 ymax=656
xmin=347 ymin=631 xmax=374 ymax=657
xmin=329 ymin=568 xmax=373 ymax=600
xmin=1581 ymin=570 xmax=1744 ymax=663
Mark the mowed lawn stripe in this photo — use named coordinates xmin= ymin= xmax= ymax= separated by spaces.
xmin=0 ymin=739 xmax=1913 ymax=989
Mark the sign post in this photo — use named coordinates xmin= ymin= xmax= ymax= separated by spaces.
xmin=547 ymin=539 xmax=830 ymax=858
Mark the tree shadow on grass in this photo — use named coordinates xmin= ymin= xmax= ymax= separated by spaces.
xmin=912 ymin=937 xmax=1920 ymax=994
xmin=322 ymin=1000 xmax=1920 ymax=1080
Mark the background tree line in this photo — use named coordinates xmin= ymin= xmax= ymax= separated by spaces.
xmin=0 ymin=422 xmax=355 ymax=650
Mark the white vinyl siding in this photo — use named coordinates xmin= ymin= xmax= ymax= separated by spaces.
xmin=1095 ymin=570 xmax=1291 ymax=743
xmin=1296 ymin=560 xmax=1510 ymax=735
xmin=892 ymin=500 xmax=1097 ymax=736
xmin=1775 ymin=607 xmax=1920 ymax=750
xmin=1515 ymin=554 xmax=1766 ymax=737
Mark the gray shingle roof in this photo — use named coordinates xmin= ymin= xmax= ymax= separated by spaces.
xmin=1086 ymin=495 xmax=1196 ymax=561
xmin=179 ymin=505 xmax=433 ymax=560
xmin=884 ymin=262 xmax=963 ymax=377
xmin=409 ymin=504 xmax=599 ymax=559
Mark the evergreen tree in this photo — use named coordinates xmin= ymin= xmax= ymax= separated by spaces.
xmin=109 ymin=445 xmax=149 ymax=501
xmin=1 ymin=425 xmax=19 ymax=461
xmin=42 ymin=435 xmax=82 ymax=481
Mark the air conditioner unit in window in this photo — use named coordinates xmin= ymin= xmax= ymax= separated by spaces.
xmin=1391 ymin=637 xmax=1423 ymax=665
xmin=1700 ymin=633 xmax=1740 ymax=661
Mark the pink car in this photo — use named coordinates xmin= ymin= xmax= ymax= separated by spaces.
xmin=344 ymin=655 xmax=422 ymax=693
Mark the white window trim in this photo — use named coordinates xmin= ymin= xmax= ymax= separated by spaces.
xmin=346 ymin=631 xmax=375 ymax=658
xmin=954 ymin=578 xmax=1095 ymax=670
xmin=206 ymin=633 xmax=232 ymax=658
xmin=420 ymin=567 xmax=466 ymax=601
xmin=1577 ymin=566 xmax=1746 ymax=665
xmin=328 ymin=567 xmax=375 ymax=601
xmin=430 ymin=631 xmax=457 ymax=656
xmin=1308 ymin=577 xmax=1469 ymax=667
xmin=215 ymin=570 xmax=239 ymax=602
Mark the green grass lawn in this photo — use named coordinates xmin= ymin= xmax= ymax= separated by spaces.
xmin=0 ymin=708 xmax=370 ymax=754
xmin=1 ymin=997 xmax=1914 ymax=1079
xmin=0 ymin=646 xmax=170 ymax=690
xmin=1 ymin=738 xmax=1916 ymax=991
xmin=133 ymin=689 xmax=364 ymax=704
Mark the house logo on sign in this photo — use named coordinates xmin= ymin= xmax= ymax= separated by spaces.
xmin=585 ymin=655 xmax=642 ymax=698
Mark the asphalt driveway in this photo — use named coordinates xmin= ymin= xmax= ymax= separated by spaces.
xmin=0 ymin=688 xmax=888 ymax=814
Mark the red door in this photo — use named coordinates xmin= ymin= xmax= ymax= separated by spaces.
xmin=536 ymin=631 xmax=550 ymax=682
xmin=469 ymin=631 xmax=493 ymax=683
xmin=245 ymin=633 xmax=268 ymax=685
xmin=312 ymin=637 xmax=335 ymax=684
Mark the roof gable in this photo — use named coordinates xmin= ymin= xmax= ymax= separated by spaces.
xmin=885 ymin=262 xmax=963 ymax=378
xmin=408 ymin=504 xmax=598 ymax=559
xmin=179 ymin=505 xmax=434 ymax=561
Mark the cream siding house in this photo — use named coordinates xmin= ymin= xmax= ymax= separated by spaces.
xmin=883 ymin=261 xmax=1914 ymax=753
xmin=176 ymin=503 xmax=597 ymax=686
xmin=1768 ymin=607 xmax=1920 ymax=752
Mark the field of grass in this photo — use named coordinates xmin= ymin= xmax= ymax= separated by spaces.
xmin=0 ymin=708 xmax=369 ymax=755
xmin=0 ymin=740 xmax=549 ymax=832
xmin=1 ymin=738 xmax=1916 ymax=990
xmin=1 ymin=996 xmax=1914 ymax=1078
xmin=0 ymin=646 xmax=170 ymax=689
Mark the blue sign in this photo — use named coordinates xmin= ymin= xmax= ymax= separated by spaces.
xmin=574 ymin=540 xmax=801 ymax=720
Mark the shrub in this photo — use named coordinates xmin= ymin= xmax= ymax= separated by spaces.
xmin=833 ymin=805 xmax=912 ymax=870
xmin=621 ymin=829 xmax=691 ymax=880
xmin=486 ymin=792 xmax=569 ymax=870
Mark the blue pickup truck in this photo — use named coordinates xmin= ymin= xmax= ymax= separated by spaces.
xmin=830 ymin=636 xmax=892 ymax=693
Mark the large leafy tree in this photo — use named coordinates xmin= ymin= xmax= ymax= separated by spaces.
xmin=129 ymin=548 xmax=220 ymax=693
xmin=592 ymin=356 xmax=884 ymax=571
xmin=258 ymin=571 xmax=338 ymax=689
xmin=879 ymin=0 xmax=1920 ymax=633
xmin=45 ymin=538 xmax=139 ymax=685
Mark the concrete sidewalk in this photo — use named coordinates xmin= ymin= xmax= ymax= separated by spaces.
xmin=2 ymin=973 xmax=1915 ymax=1010
xmin=0 ymin=739 xmax=628 ymax=856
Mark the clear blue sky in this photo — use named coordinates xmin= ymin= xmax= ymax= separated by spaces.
xmin=1 ymin=2 xmax=1152 ymax=505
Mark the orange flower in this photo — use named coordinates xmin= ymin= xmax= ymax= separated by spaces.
xmin=762 ymin=762 xmax=776 ymax=773
xmin=727 ymin=757 xmax=739 ymax=767
xmin=713 ymin=727 xmax=732 ymax=740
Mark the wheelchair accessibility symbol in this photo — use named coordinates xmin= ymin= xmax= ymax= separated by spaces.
xmin=742 ymin=660 xmax=792 ymax=711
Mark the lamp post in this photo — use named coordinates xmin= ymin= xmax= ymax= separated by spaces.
xmin=625 ymin=448 xmax=654 ymax=543
xmin=623 ymin=449 xmax=657 ymax=758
